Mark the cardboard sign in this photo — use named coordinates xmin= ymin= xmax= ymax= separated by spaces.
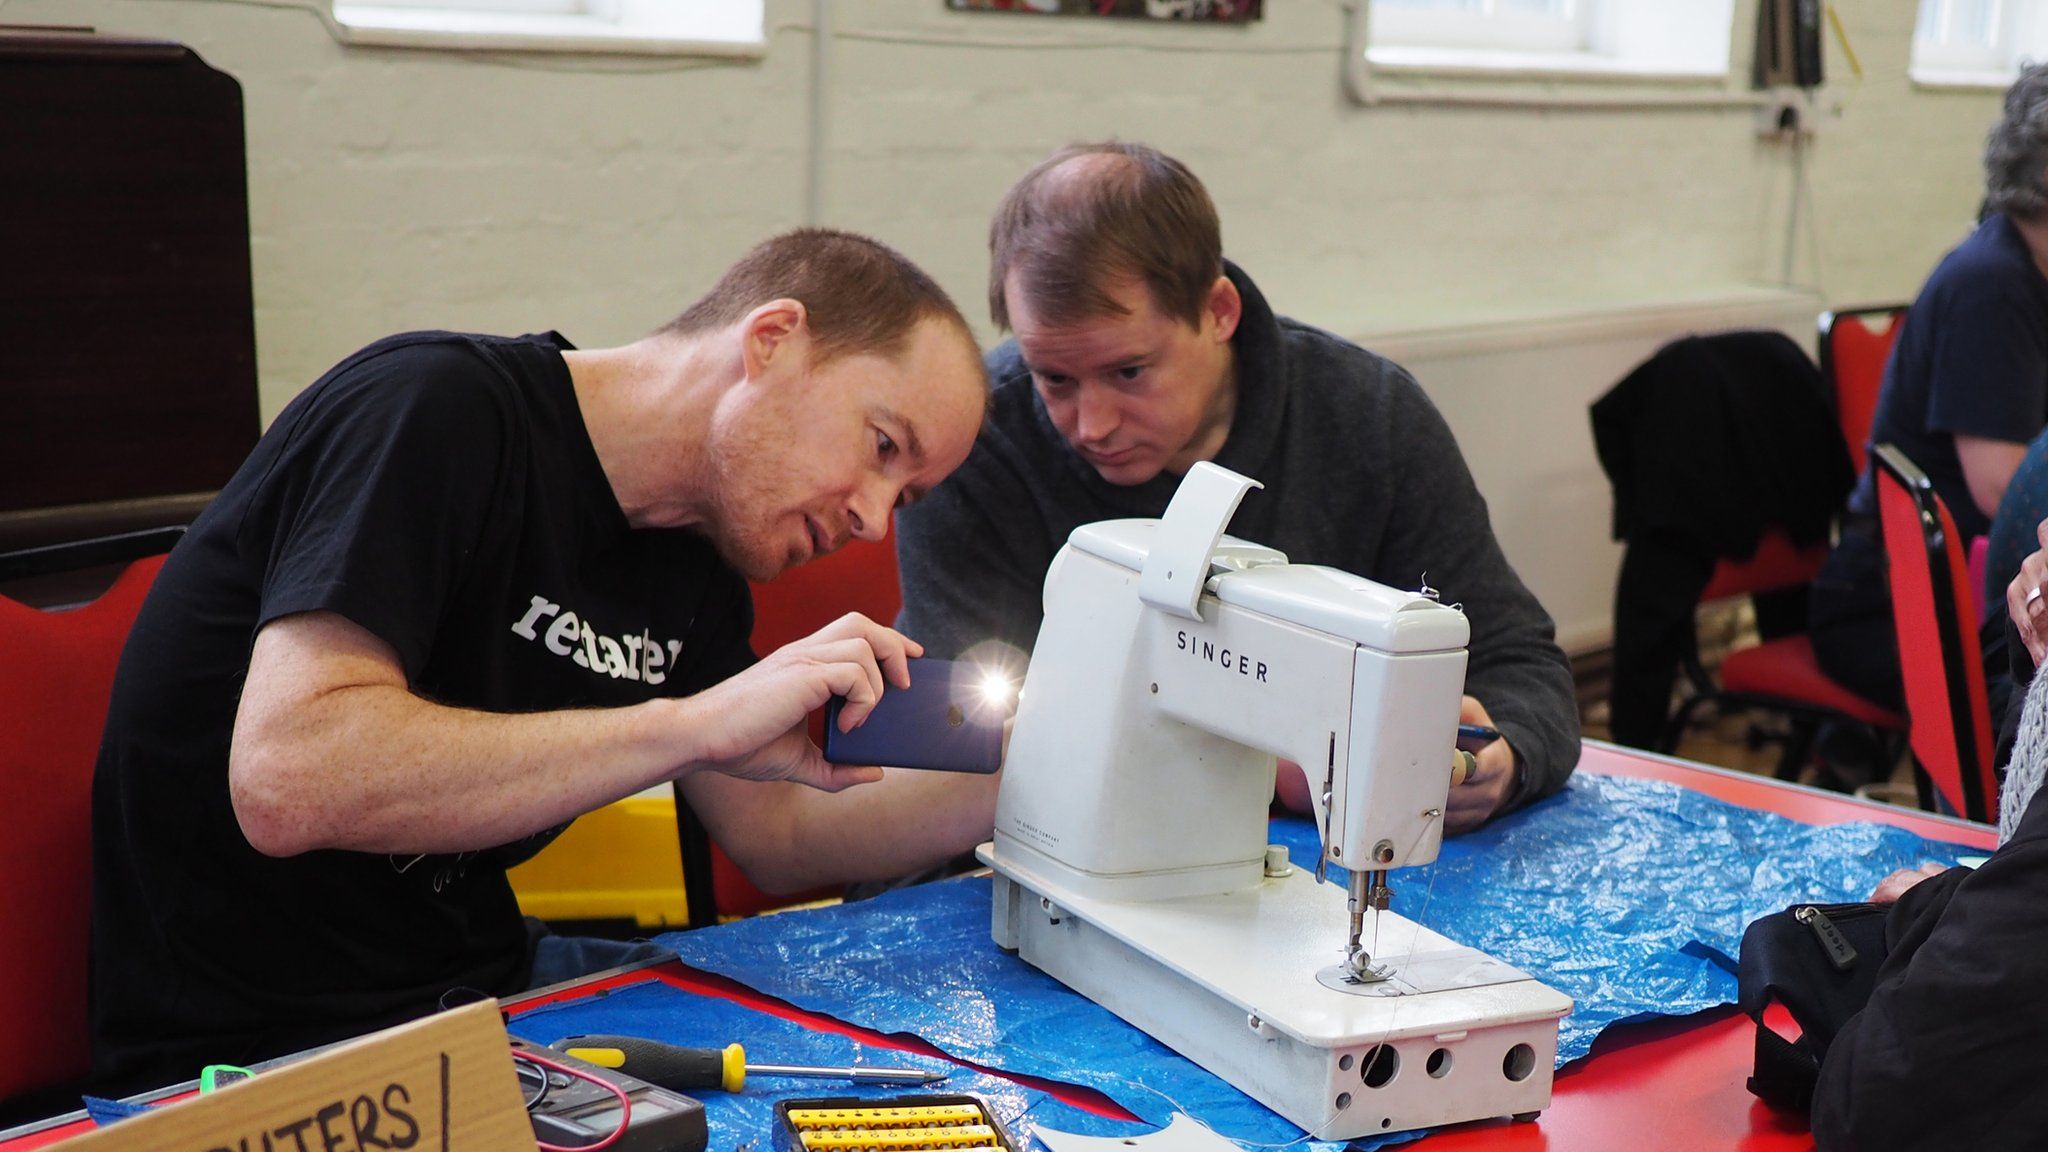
xmin=53 ymin=1001 xmax=534 ymax=1151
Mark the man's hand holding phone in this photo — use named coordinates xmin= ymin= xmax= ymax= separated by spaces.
xmin=679 ymin=612 xmax=917 ymax=792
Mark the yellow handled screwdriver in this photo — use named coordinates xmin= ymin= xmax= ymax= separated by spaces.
xmin=555 ymin=1034 xmax=947 ymax=1092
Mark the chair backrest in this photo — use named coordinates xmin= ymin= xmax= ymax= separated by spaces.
xmin=1819 ymin=305 xmax=1908 ymax=477
xmin=1872 ymin=445 xmax=1998 ymax=823
xmin=673 ymin=537 xmax=905 ymax=925
xmin=1698 ymin=530 xmax=1830 ymax=604
xmin=0 ymin=528 xmax=182 ymax=1101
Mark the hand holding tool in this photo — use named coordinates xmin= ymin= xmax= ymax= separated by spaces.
xmin=1455 ymin=722 xmax=1502 ymax=752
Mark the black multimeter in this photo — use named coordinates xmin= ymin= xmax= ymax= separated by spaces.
xmin=511 ymin=1038 xmax=708 ymax=1152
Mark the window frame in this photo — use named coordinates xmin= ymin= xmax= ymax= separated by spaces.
xmin=326 ymin=0 xmax=766 ymax=57
xmin=371 ymin=0 xmax=588 ymax=13
xmin=1362 ymin=0 xmax=1737 ymax=83
xmin=1910 ymin=0 xmax=2048 ymax=88
xmin=1370 ymin=1 xmax=1590 ymax=57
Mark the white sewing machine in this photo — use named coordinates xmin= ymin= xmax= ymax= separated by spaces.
xmin=976 ymin=463 xmax=1571 ymax=1140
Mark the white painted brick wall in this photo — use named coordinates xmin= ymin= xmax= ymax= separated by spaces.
xmin=6 ymin=0 xmax=2006 ymax=646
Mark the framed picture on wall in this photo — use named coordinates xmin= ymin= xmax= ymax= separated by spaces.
xmin=947 ymin=1 xmax=1262 ymax=22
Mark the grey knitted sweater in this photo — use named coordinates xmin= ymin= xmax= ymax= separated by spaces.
xmin=894 ymin=264 xmax=1580 ymax=815
xmin=2002 ymin=664 xmax=2048 ymax=844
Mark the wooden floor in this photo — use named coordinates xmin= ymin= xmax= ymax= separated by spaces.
xmin=1574 ymin=596 xmax=1930 ymax=809
xmin=1580 ymin=695 xmax=1923 ymax=808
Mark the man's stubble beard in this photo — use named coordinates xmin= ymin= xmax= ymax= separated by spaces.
xmin=701 ymin=418 xmax=794 ymax=583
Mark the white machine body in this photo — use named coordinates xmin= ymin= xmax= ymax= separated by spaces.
xmin=977 ymin=464 xmax=1571 ymax=1140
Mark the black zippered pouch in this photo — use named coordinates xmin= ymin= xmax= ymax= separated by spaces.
xmin=1737 ymin=901 xmax=1891 ymax=1112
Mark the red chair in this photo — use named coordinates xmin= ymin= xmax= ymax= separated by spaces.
xmin=1872 ymin=444 xmax=1999 ymax=823
xmin=1676 ymin=531 xmax=1834 ymax=753
xmin=1819 ymin=305 xmax=1908 ymax=476
xmin=746 ymin=537 xmax=903 ymax=659
xmin=0 ymin=528 xmax=182 ymax=1113
xmin=673 ymin=537 xmax=904 ymax=925
xmin=1662 ymin=550 xmax=1907 ymax=777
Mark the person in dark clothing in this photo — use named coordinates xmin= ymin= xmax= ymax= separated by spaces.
xmin=1812 ymin=659 xmax=2048 ymax=1150
xmin=1986 ymin=513 xmax=2048 ymax=775
xmin=1810 ymin=770 xmax=2048 ymax=1151
xmin=1977 ymin=445 xmax=2048 ymax=765
xmin=1809 ymin=63 xmax=2048 ymax=713
xmin=1809 ymin=517 xmax=2048 ymax=1148
xmin=893 ymin=142 xmax=1578 ymax=833
xmin=89 ymin=229 xmax=995 ymax=1094
xmin=1986 ymin=425 xmax=2048 ymax=613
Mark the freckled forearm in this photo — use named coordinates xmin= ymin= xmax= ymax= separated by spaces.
xmin=232 ymin=687 xmax=702 ymax=857
xmin=694 ymin=767 xmax=999 ymax=893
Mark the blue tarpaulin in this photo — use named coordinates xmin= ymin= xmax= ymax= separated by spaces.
xmin=515 ymin=773 xmax=1974 ymax=1150
xmin=508 ymin=979 xmax=1153 ymax=1150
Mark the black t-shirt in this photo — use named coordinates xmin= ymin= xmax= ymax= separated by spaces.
xmin=89 ymin=331 xmax=754 ymax=1092
xmin=1847 ymin=213 xmax=2048 ymax=538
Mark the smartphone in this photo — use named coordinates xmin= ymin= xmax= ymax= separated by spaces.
xmin=1456 ymin=723 xmax=1502 ymax=753
xmin=822 ymin=658 xmax=1008 ymax=774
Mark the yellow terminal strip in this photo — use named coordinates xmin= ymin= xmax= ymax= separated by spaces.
xmin=798 ymin=1124 xmax=998 ymax=1151
xmin=785 ymin=1106 xmax=988 ymax=1130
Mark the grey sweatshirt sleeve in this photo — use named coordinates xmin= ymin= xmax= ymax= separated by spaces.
xmin=1374 ymin=374 xmax=1582 ymax=813
xmin=893 ymin=433 xmax=1056 ymax=665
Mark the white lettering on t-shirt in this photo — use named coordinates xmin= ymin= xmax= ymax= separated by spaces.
xmin=643 ymin=629 xmax=667 ymax=686
xmin=597 ymin=634 xmax=631 ymax=680
xmin=509 ymin=595 xmax=559 ymax=640
xmin=510 ymin=592 xmax=684 ymax=683
xmin=544 ymin=611 xmax=579 ymax=656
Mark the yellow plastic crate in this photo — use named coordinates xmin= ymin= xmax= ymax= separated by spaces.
xmin=506 ymin=794 xmax=689 ymax=928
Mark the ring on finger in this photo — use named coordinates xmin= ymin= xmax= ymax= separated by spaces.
xmin=2031 ymin=586 xmax=2045 ymax=609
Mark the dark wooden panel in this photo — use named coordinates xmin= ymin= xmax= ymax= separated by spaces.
xmin=0 ymin=30 xmax=259 ymax=532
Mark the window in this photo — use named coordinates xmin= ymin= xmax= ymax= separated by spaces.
xmin=1371 ymin=0 xmax=1589 ymax=56
xmin=377 ymin=0 xmax=586 ymax=12
xmin=1365 ymin=0 xmax=1736 ymax=80
xmin=327 ymin=0 xmax=765 ymax=56
xmin=1912 ymin=0 xmax=2048 ymax=86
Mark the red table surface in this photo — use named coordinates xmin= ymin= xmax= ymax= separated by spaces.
xmin=2 ymin=742 xmax=1993 ymax=1150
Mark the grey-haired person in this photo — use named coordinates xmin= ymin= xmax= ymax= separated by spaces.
xmin=1809 ymin=62 xmax=2048 ymax=718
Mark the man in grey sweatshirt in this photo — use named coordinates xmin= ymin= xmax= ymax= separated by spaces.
xmin=895 ymin=141 xmax=1579 ymax=832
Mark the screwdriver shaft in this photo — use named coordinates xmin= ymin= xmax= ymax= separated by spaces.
xmin=746 ymin=1063 xmax=946 ymax=1085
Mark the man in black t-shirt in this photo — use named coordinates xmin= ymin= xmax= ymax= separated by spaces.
xmin=89 ymin=229 xmax=996 ymax=1094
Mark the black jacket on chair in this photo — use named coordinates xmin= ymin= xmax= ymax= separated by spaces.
xmin=1591 ymin=331 xmax=1855 ymax=747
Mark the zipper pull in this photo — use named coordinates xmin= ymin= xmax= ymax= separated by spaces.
xmin=1795 ymin=905 xmax=1859 ymax=972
